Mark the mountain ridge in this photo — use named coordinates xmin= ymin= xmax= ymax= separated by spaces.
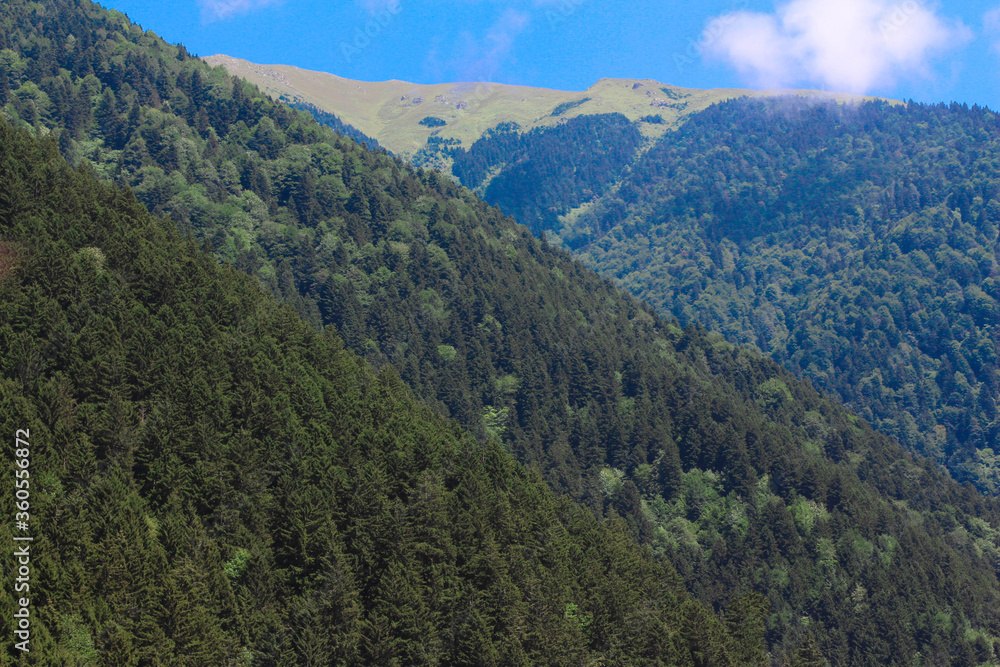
xmin=203 ymin=54 xmax=885 ymax=161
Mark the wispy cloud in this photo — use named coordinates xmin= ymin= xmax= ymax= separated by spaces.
xmin=703 ymin=0 xmax=970 ymax=93
xmin=456 ymin=9 xmax=532 ymax=82
xmin=412 ymin=1 xmax=576 ymax=82
xmin=985 ymin=7 xmax=1000 ymax=53
xmin=356 ymin=0 xmax=401 ymax=15
xmin=200 ymin=0 xmax=280 ymax=22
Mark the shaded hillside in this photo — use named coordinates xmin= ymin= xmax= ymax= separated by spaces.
xmin=4 ymin=1 xmax=1000 ymax=662
xmin=560 ymin=97 xmax=1000 ymax=494
xmin=0 ymin=121 xmax=758 ymax=665
xmin=450 ymin=113 xmax=644 ymax=237
xmin=278 ymin=94 xmax=382 ymax=152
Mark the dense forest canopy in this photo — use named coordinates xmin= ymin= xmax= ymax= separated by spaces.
xmin=450 ymin=113 xmax=643 ymax=237
xmin=541 ymin=96 xmax=1000 ymax=495
xmin=279 ymin=95 xmax=382 ymax=152
xmin=0 ymin=119 xmax=761 ymax=665
xmin=446 ymin=96 xmax=1000 ymax=497
xmin=4 ymin=1 xmax=1000 ymax=662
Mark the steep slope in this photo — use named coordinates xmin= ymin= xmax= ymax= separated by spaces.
xmin=449 ymin=112 xmax=646 ymax=237
xmin=280 ymin=96 xmax=381 ymax=152
xmin=0 ymin=121 xmax=756 ymax=665
xmin=557 ymin=96 xmax=1000 ymax=495
xmin=5 ymin=1 xmax=1000 ymax=663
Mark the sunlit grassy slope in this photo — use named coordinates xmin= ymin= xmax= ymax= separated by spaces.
xmin=203 ymin=54 xmax=879 ymax=159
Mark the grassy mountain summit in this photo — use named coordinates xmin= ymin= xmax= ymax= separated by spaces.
xmin=4 ymin=0 xmax=1000 ymax=663
xmin=203 ymin=54 xmax=877 ymax=165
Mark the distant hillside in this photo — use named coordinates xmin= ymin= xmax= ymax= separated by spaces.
xmin=449 ymin=112 xmax=646 ymax=237
xmin=202 ymin=54 xmax=876 ymax=165
xmin=558 ymin=96 xmax=1000 ymax=496
xmin=280 ymin=95 xmax=382 ymax=152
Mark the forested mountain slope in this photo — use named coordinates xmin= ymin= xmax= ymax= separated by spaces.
xmin=0 ymin=121 xmax=758 ymax=665
xmin=449 ymin=113 xmax=646 ymax=237
xmin=279 ymin=95 xmax=381 ymax=152
xmin=4 ymin=1 xmax=1000 ymax=663
xmin=551 ymin=97 xmax=1000 ymax=495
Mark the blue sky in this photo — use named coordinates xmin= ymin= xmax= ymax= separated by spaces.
xmin=102 ymin=0 xmax=1000 ymax=108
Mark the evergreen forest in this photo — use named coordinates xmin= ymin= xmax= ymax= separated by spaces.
xmin=0 ymin=118 xmax=760 ymax=665
xmin=3 ymin=0 xmax=1000 ymax=663
xmin=449 ymin=113 xmax=643 ymax=237
xmin=444 ymin=94 xmax=1000 ymax=499
xmin=544 ymin=97 xmax=1000 ymax=495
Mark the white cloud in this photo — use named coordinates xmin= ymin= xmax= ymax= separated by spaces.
xmin=200 ymin=0 xmax=280 ymax=22
xmin=456 ymin=9 xmax=531 ymax=82
xmin=703 ymin=0 xmax=970 ymax=93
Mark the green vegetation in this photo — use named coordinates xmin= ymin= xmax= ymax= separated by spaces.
xmin=0 ymin=120 xmax=755 ymax=664
xmin=278 ymin=94 xmax=382 ymax=151
xmin=5 ymin=1 xmax=1000 ymax=662
xmin=551 ymin=97 xmax=591 ymax=116
xmin=555 ymin=96 xmax=1000 ymax=494
xmin=451 ymin=113 xmax=643 ymax=235
xmin=412 ymin=135 xmax=464 ymax=170
xmin=419 ymin=116 xmax=447 ymax=127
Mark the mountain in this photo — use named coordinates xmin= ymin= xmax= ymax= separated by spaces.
xmin=202 ymin=54 xmax=875 ymax=168
xmin=0 ymin=112 xmax=759 ymax=665
xmin=535 ymin=96 xmax=1000 ymax=496
xmin=294 ymin=59 xmax=1000 ymax=499
xmin=4 ymin=1 xmax=1000 ymax=663
xmin=280 ymin=96 xmax=382 ymax=152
